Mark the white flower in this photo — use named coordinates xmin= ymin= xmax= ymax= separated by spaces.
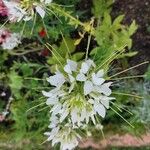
xmin=76 ymin=73 xmax=87 ymax=81
xmin=34 ymin=0 xmax=52 ymax=19
xmin=1 ymin=33 xmax=21 ymax=50
xmin=71 ymin=107 xmax=79 ymax=126
xmin=64 ymin=59 xmax=77 ymax=74
xmin=47 ymin=72 xmax=66 ymax=88
xmin=45 ymin=126 xmax=60 ymax=141
xmin=35 ymin=5 xmax=46 ymax=18
xmin=50 ymin=102 xmax=62 ymax=115
xmin=34 ymin=0 xmax=53 ymax=19
xmin=48 ymin=115 xmax=59 ymax=128
xmin=100 ymin=96 xmax=115 ymax=109
xmin=3 ymin=0 xmax=27 ymax=22
xmin=80 ymin=59 xmax=95 ymax=74
xmin=92 ymin=72 xmax=105 ymax=85
xmin=95 ymin=82 xmax=113 ymax=96
xmin=45 ymin=125 xmax=80 ymax=150
xmin=43 ymin=59 xmax=115 ymax=149
xmin=3 ymin=0 xmax=53 ymax=22
xmin=94 ymin=101 xmax=106 ymax=118
xmin=84 ymin=81 xmax=94 ymax=95
xmin=60 ymin=109 xmax=69 ymax=123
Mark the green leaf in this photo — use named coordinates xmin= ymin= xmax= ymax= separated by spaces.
xmin=9 ymin=71 xmax=23 ymax=90
xmin=113 ymin=15 xmax=124 ymax=30
xmin=116 ymin=51 xmax=138 ymax=59
xmin=128 ymin=20 xmax=138 ymax=36
xmin=72 ymin=52 xmax=85 ymax=61
xmin=8 ymin=71 xmax=23 ymax=98
xmin=59 ymin=37 xmax=76 ymax=54
xmin=103 ymin=12 xmax=112 ymax=26
xmin=20 ymin=63 xmax=33 ymax=77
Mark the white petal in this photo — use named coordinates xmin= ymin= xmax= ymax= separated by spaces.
xmin=92 ymin=73 xmax=105 ymax=85
xmin=98 ymin=82 xmax=112 ymax=96
xmin=101 ymin=98 xmax=109 ymax=109
xmin=86 ymin=59 xmax=96 ymax=68
xmin=60 ymin=110 xmax=69 ymax=122
xmin=71 ymin=108 xmax=78 ymax=125
xmin=42 ymin=91 xmax=52 ymax=97
xmin=76 ymin=73 xmax=87 ymax=81
xmin=80 ymin=62 xmax=90 ymax=74
xmin=46 ymin=97 xmax=58 ymax=105
xmin=47 ymin=72 xmax=65 ymax=88
xmin=49 ymin=115 xmax=59 ymax=128
xmin=100 ymin=96 xmax=115 ymax=109
xmin=64 ymin=64 xmax=72 ymax=74
xmin=51 ymin=103 xmax=62 ymax=115
xmin=44 ymin=0 xmax=53 ymax=4
xmin=67 ymin=59 xmax=77 ymax=72
xmin=35 ymin=6 xmax=45 ymax=18
xmin=97 ymin=69 xmax=104 ymax=78
xmin=80 ymin=108 xmax=86 ymax=121
xmin=49 ymin=120 xmax=59 ymax=128
xmin=84 ymin=81 xmax=94 ymax=95
xmin=42 ymin=88 xmax=62 ymax=98
xmin=68 ymin=74 xmax=75 ymax=83
xmin=69 ymin=83 xmax=75 ymax=93
xmin=94 ymin=102 xmax=106 ymax=118
xmin=91 ymin=114 xmax=96 ymax=124
xmin=52 ymin=137 xmax=59 ymax=146
xmin=45 ymin=127 xmax=59 ymax=141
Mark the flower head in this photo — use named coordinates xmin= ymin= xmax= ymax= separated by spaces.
xmin=43 ymin=59 xmax=115 ymax=149
xmin=0 ymin=28 xmax=21 ymax=50
xmin=2 ymin=0 xmax=53 ymax=22
xmin=2 ymin=0 xmax=27 ymax=22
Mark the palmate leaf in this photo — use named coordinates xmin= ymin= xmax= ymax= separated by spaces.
xmin=92 ymin=0 xmax=114 ymax=18
xmin=90 ymin=12 xmax=138 ymax=68
xmin=11 ymin=99 xmax=28 ymax=141
xmin=128 ymin=20 xmax=138 ymax=36
xmin=8 ymin=71 xmax=23 ymax=98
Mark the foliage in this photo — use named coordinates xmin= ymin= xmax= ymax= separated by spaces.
xmin=92 ymin=0 xmax=114 ymax=18
xmin=0 ymin=0 xmax=148 ymax=149
xmin=91 ymin=13 xmax=138 ymax=68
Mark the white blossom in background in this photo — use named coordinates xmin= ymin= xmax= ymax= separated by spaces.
xmin=43 ymin=59 xmax=115 ymax=149
xmin=2 ymin=0 xmax=53 ymax=22
xmin=0 ymin=28 xmax=21 ymax=50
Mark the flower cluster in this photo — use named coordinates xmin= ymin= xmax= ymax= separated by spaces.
xmin=0 ymin=28 xmax=21 ymax=50
xmin=2 ymin=0 xmax=52 ymax=22
xmin=43 ymin=59 xmax=115 ymax=149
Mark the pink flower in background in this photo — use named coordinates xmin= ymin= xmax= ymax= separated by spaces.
xmin=0 ymin=28 xmax=10 ymax=44
xmin=0 ymin=0 xmax=8 ymax=16
xmin=0 ymin=28 xmax=21 ymax=50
